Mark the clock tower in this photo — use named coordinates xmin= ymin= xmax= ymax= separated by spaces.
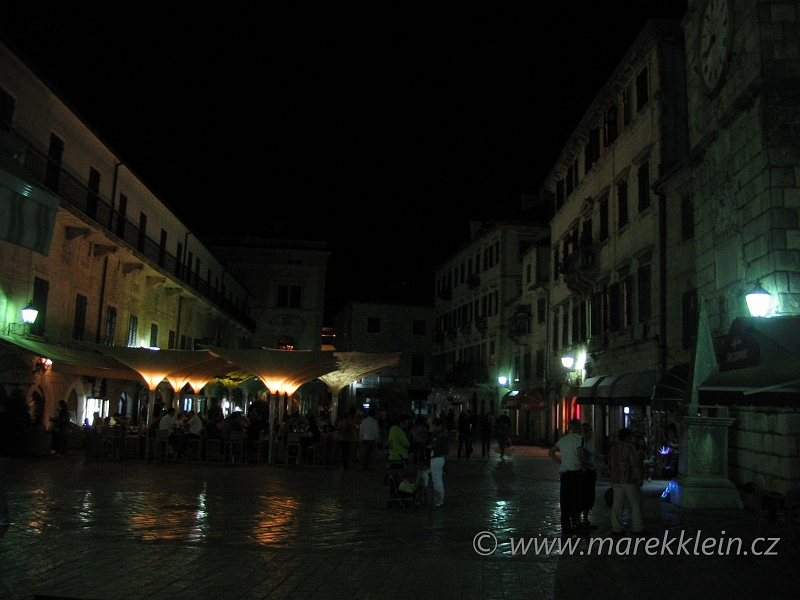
xmin=684 ymin=0 xmax=800 ymax=328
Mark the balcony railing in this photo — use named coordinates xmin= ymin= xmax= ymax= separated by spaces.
xmin=11 ymin=127 xmax=255 ymax=332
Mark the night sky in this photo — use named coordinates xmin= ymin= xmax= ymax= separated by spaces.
xmin=1 ymin=2 xmax=687 ymax=323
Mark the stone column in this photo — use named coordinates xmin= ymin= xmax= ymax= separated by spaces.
xmin=670 ymin=416 xmax=742 ymax=509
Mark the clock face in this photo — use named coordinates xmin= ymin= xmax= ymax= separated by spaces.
xmin=699 ymin=0 xmax=732 ymax=91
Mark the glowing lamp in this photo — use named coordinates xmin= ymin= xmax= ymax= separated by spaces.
xmin=746 ymin=282 xmax=771 ymax=317
xmin=561 ymin=355 xmax=575 ymax=370
xmin=21 ymin=304 xmax=38 ymax=324
xmin=498 ymin=375 xmax=508 ymax=386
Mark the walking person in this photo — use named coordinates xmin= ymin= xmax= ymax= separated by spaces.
xmin=359 ymin=409 xmax=380 ymax=471
xmin=480 ymin=412 xmax=494 ymax=458
xmin=335 ymin=413 xmax=354 ymax=470
xmin=457 ymin=411 xmax=472 ymax=460
xmin=428 ymin=418 xmax=449 ymax=508
xmin=609 ymin=427 xmax=645 ymax=535
xmin=495 ymin=413 xmax=511 ymax=459
xmin=548 ymin=418 xmax=586 ymax=536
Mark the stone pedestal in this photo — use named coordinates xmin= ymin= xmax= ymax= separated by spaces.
xmin=670 ymin=416 xmax=742 ymax=509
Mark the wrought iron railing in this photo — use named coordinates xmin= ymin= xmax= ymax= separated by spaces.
xmin=11 ymin=127 xmax=255 ymax=331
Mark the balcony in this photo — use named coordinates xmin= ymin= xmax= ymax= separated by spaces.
xmin=7 ymin=126 xmax=255 ymax=331
xmin=561 ymin=244 xmax=598 ymax=297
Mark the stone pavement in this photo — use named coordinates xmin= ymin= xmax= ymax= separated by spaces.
xmin=0 ymin=443 xmax=798 ymax=600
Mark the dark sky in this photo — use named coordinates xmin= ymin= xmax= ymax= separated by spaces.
xmin=1 ymin=2 xmax=687 ymax=323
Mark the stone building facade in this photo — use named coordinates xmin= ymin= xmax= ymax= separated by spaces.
xmin=432 ymin=221 xmax=548 ymax=422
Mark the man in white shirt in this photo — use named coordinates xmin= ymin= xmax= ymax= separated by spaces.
xmin=187 ymin=411 xmax=203 ymax=437
xmin=548 ymin=418 xmax=586 ymax=535
xmin=359 ymin=409 xmax=380 ymax=471
xmin=159 ymin=407 xmax=176 ymax=430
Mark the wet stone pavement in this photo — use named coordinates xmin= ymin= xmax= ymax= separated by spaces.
xmin=0 ymin=443 xmax=798 ymax=600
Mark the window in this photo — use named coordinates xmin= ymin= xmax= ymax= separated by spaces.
xmin=571 ymin=304 xmax=580 ymax=344
xmin=552 ymin=307 xmax=560 ymax=352
xmin=617 ymin=181 xmax=628 ymax=228
xmin=116 ymin=194 xmax=127 ymax=238
xmin=72 ymin=294 xmax=88 ymax=341
xmin=411 ymin=355 xmax=425 ymax=377
xmin=562 ymin=307 xmax=569 ymax=347
xmin=604 ymin=104 xmax=618 ymax=146
xmin=636 ymin=66 xmax=649 ymax=111
xmin=137 ymin=212 xmax=147 ymax=253
xmin=566 ymin=164 xmax=575 ymax=197
xmin=537 ymin=298 xmax=546 ymax=324
xmin=637 ymin=161 xmax=650 ymax=211
xmin=149 ymin=324 xmax=159 ymax=348
xmin=638 ymin=264 xmax=652 ymax=322
xmin=556 ymin=179 xmax=565 ymax=211
xmin=682 ymin=289 xmax=698 ymax=350
xmin=30 ymin=277 xmax=49 ymax=337
xmin=620 ymin=274 xmax=632 ymax=329
xmin=535 ymin=349 xmax=545 ymax=379
xmin=523 ymin=351 xmax=532 ymax=380
xmin=277 ymin=285 xmax=301 ymax=308
xmin=412 ymin=319 xmax=426 ymax=335
xmin=623 ymin=86 xmax=633 ymax=125
xmin=45 ymin=133 xmax=63 ymax=194
xmin=127 ymin=315 xmax=138 ymax=347
xmin=104 ymin=306 xmax=117 ymax=346
xmin=608 ymin=282 xmax=620 ymax=332
xmin=0 ymin=86 xmax=14 ymax=130
xmin=526 ymin=263 xmax=532 ymax=283
xmin=168 ymin=330 xmax=176 ymax=349
xmin=367 ymin=317 xmax=381 ymax=333
xmin=553 ymin=247 xmax=560 ymax=281
xmin=599 ymin=194 xmax=609 ymax=241
xmin=585 ymin=127 xmax=600 ymax=172
xmin=681 ymin=196 xmax=695 ymax=240
xmin=87 ymin=167 xmax=100 ymax=220
xmin=159 ymin=230 xmax=167 ymax=267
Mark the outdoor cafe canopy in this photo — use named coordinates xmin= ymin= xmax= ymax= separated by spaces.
xmin=319 ymin=351 xmax=401 ymax=396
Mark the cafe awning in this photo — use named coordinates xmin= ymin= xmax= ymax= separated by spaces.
xmin=578 ymin=370 xmax=657 ymax=406
xmin=577 ymin=375 xmax=606 ymax=402
xmin=0 ymin=334 xmax=141 ymax=381
xmin=318 ymin=351 xmax=401 ymax=396
xmin=698 ymin=316 xmax=800 ymax=405
xmin=501 ymin=388 xmax=546 ymax=411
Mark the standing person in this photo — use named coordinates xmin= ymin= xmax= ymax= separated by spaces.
xmin=480 ymin=412 xmax=494 ymax=458
xmin=428 ymin=418 xmax=449 ymax=508
xmin=53 ymin=400 xmax=71 ymax=456
xmin=579 ymin=422 xmax=600 ymax=530
xmin=609 ymin=427 xmax=645 ymax=536
xmin=387 ymin=414 xmax=411 ymax=463
xmin=548 ymin=418 xmax=585 ymax=536
xmin=457 ymin=411 xmax=472 ymax=460
xmin=495 ymin=413 xmax=511 ymax=459
xmin=335 ymin=413 xmax=354 ymax=470
xmin=359 ymin=409 xmax=380 ymax=471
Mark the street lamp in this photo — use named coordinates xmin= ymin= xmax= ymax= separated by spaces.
xmin=21 ymin=303 xmax=38 ymax=324
xmin=497 ymin=375 xmax=508 ymax=386
xmin=561 ymin=355 xmax=575 ymax=370
xmin=746 ymin=282 xmax=771 ymax=317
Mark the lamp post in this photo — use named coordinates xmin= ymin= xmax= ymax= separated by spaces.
xmin=21 ymin=304 xmax=39 ymax=324
xmin=745 ymin=282 xmax=771 ymax=317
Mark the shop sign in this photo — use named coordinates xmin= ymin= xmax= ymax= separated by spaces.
xmin=719 ymin=322 xmax=760 ymax=371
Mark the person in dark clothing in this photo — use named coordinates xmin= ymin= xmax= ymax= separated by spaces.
xmin=480 ymin=412 xmax=494 ymax=457
xmin=457 ymin=412 xmax=473 ymax=460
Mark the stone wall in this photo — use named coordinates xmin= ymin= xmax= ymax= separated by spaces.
xmin=728 ymin=406 xmax=800 ymax=494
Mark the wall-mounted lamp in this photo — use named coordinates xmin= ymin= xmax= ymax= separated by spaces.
xmin=746 ymin=282 xmax=771 ymax=318
xmin=561 ymin=355 xmax=575 ymax=370
xmin=8 ymin=302 xmax=39 ymax=335
xmin=498 ymin=375 xmax=508 ymax=387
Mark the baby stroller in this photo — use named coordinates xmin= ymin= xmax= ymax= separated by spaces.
xmin=385 ymin=459 xmax=416 ymax=509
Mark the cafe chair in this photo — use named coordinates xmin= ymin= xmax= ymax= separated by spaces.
xmin=154 ymin=428 xmax=174 ymax=463
xmin=205 ymin=438 xmax=224 ymax=464
xmin=224 ymin=431 xmax=245 ymax=465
